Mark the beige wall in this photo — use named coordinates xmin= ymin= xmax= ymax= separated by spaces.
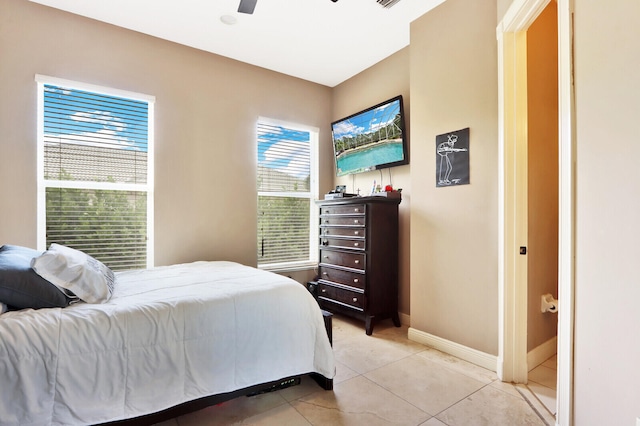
xmin=409 ymin=0 xmax=499 ymax=355
xmin=573 ymin=0 xmax=640 ymax=423
xmin=526 ymin=3 xmax=558 ymax=352
xmin=331 ymin=48 xmax=411 ymax=319
xmin=0 ymin=0 xmax=333 ymax=270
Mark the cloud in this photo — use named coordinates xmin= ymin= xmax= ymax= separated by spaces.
xmin=45 ymin=109 xmax=144 ymax=150
xmin=262 ymin=140 xmax=310 ymax=179
xmin=71 ymin=111 xmax=126 ymax=133
xmin=333 ymin=120 xmax=364 ymax=138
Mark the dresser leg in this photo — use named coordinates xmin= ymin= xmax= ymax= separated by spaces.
xmin=365 ymin=315 xmax=374 ymax=335
xmin=392 ymin=312 xmax=401 ymax=327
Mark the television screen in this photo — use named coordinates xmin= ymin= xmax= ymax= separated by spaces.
xmin=331 ymin=95 xmax=408 ymax=177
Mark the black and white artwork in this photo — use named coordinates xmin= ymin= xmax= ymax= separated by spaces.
xmin=436 ymin=127 xmax=469 ymax=187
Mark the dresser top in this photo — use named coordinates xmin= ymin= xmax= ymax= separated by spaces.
xmin=316 ymin=194 xmax=401 ymax=206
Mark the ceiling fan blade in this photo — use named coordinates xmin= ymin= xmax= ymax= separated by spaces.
xmin=238 ymin=0 xmax=257 ymax=14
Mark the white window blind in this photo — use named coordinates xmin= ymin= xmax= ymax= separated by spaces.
xmin=257 ymin=119 xmax=318 ymax=268
xmin=36 ymin=76 xmax=154 ymax=271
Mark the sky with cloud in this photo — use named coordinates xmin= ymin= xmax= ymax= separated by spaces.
xmin=331 ymin=98 xmax=400 ymax=140
xmin=257 ymin=124 xmax=310 ymax=179
xmin=43 ymin=85 xmax=148 ymax=152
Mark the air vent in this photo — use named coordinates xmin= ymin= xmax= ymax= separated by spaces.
xmin=376 ymin=0 xmax=402 ymax=8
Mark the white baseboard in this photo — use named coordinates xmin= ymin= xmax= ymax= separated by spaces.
xmin=408 ymin=327 xmax=498 ymax=372
xmin=527 ymin=336 xmax=557 ymax=371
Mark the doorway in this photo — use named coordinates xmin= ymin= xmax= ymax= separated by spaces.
xmin=524 ymin=2 xmax=559 ymax=416
xmin=497 ymin=0 xmax=575 ymax=424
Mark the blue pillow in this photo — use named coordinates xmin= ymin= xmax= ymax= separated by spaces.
xmin=0 ymin=245 xmax=72 ymax=310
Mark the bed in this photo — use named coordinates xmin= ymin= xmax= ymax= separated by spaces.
xmin=0 ymin=259 xmax=335 ymax=426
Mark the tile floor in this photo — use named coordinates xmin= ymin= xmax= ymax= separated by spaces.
xmin=527 ymin=355 xmax=558 ymax=417
xmin=156 ymin=315 xmax=552 ymax=426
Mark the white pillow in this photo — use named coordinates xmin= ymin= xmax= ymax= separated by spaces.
xmin=31 ymin=244 xmax=116 ymax=304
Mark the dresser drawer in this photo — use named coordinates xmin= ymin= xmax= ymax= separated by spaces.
xmin=318 ymin=283 xmax=364 ymax=310
xmin=318 ymin=266 xmax=365 ymax=289
xmin=321 ymin=237 xmax=365 ymax=251
xmin=320 ymin=204 xmax=365 ymax=216
xmin=320 ymin=216 xmax=366 ymax=227
xmin=320 ymin=250 xmax=365 ymax=271
xmin=320 ymin=227 xmax=365 ymax=238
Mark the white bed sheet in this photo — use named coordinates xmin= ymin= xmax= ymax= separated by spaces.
xmin=0 ymin=261 xmax=335 ymax=425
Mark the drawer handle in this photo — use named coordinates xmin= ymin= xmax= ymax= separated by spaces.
xmin=324 ymin=255 xmax=329 ymax=259
xmin=354 ymin=260 xmax=360 ymax=264
xmin=325 ymin=220 xmax=330 ymax=224
xmin=352 ymin=297 xmax=358 ymax=302
xmin=354 ymin=219 xmax=360 ymax=224
xmin=322 ymin=272 xmax=328 ymax=276
xmin=354 ymin=242 xmax=360 ymax=247
xmin=354 ymin=278 xmax=359 ymax=283
xmin=322 ymin=240 xmax=328 ymax=246
xmin=322 ymin=289 xmax=327 ymax=293
xmin=354 ymin=208 xmax=360 ymax=213
xmin=354 ymin=231 xmax=359 ymax=235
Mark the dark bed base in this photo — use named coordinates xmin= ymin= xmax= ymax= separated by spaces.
xmin=100 ymin=373 xmax=332 ymax=425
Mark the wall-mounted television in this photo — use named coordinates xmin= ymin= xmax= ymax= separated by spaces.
xmin=331 ymin=95 xmax=408 ymax=177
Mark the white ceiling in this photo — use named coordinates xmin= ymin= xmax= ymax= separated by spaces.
xmin=30 ymin=0 xmax=445 ymax=87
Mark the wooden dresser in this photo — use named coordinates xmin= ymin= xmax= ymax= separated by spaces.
xmin=316 ymin=195 xmax=401 ymax=335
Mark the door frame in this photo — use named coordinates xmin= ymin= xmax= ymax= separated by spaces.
xmin=496 ymin=0 xmax=575 ymax=424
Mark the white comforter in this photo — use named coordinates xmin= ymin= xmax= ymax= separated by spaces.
xmin=0 ymin=261 xmax=335 ymax=425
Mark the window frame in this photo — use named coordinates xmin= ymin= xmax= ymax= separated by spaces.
xmin=35 ymin=74 xmax=155 ymax=269
xmin=256 ymin=117 xmax=319 ymax=272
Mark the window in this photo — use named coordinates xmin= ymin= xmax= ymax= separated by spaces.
xmin=36 ymin=75 xmax=154 ymax=271
xmin=257 ymin=118 xmax=318 ymax=270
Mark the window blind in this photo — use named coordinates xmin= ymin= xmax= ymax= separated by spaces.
xmin=39 ymin=80 xmax=152 ymax=271
xmin=257 ymin=121 xmax=315 ymax=266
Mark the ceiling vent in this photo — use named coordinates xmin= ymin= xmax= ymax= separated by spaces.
xmin=376 ymin=0 xmax=402 ymax=8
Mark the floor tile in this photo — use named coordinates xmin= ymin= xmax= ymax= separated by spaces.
xmin=542 ymin=355 xmax=557 ymax=370
xmin=234 ymin=403 xmax=312 ymax=426
xmin=373 ymin=325 xmax=430 ymax=353
xmin=528 ymin=365 xmax=557 ymax=390
xmin=436 ymin=385 xmax=547 ymax=426
xmin=488 ymin=379 xmax=522 ymax=399
xmin=369 ymin=320 xmax=409 ymax=336
xmin=291 ymin=375 xmax=431 ymax=426
xmin=176 ymin=391 xmax=286 ymax=425
xmin=365 ymin=354 xmax=486 ymax=415
xmin=330 ymin=315 xmax=365 ymax=343
xmin=333 ymin=360 xmax=359 ymax=384
xmin=526 ymin=381 xmax=557 ymax=415
xmin=415 ymin=347 xmax=498 ymax=384
xmin=333 ymin=329 xmax=422 ymax=375
xmin=516 ymin=384 xmax=557 ymax=425
xmin=524 ymin=355 xmax=558 ymax=421
xmin=420 ymin=417 xmax=448 ymax=426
